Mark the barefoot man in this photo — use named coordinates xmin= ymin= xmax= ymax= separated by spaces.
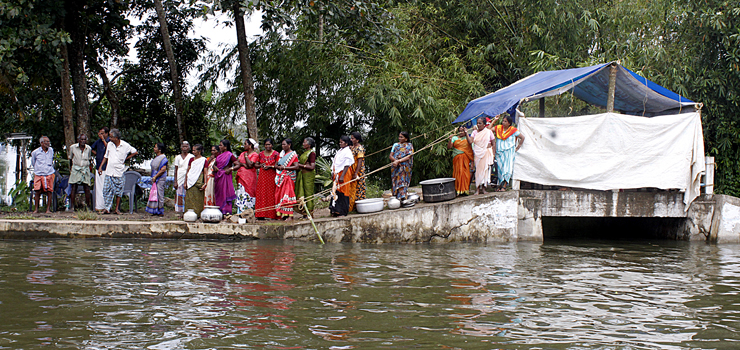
xmin=97 ymin=129 xmax=138 ymax=214
xmin=91 ymin=127 xmax=110 ymax=211
xmin=68 ymin=134 xmax=93 ymax=210
xmin=31 ymin=136 xmax=55 ymax=213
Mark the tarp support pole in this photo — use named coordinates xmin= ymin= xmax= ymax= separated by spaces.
xmin=539 ymin=98 xmax=545 ymax=117
xmin=606 ymin=63 xmax=617 ymax=112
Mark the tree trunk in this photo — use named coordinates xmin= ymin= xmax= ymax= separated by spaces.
xmin=606 ymin=63 xmax=617 ymax=112
xmin=66 ymin=11 xmax=90 ymax=139
xmin=60 ymin=44 xmax=77 ymax=152
xmin=153 ymin=0 xmax=186 ymax=144
xmin=88 ymin=60 xmax=121 ymax=127
xmin=233 ymin=0 xmax=259 ymax=143
xmin=316 ymin=4 xmax=324 ymax=157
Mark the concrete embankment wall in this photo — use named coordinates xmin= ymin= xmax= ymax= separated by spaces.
xmin=0 ymin=220 xmax=261 ymax=240
xmin=3 ymin=191 xmax=740 ymax=243
xmin=278 ymin=190 xmax=525 ymax=243
xmin=707 ymin=194 xmax=740 ymax=243
xmin=0 ymin=192 xmax=525 ymax=243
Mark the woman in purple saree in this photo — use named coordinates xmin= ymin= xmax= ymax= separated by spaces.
xmin=212 ymin=139 xmax=239 ymax=214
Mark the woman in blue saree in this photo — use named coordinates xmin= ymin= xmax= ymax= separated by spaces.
xmin=146 ymin=143 xmax=168 ymax=216
xmin=389 ymin=131 xmax=414 ymax=200
xmin=493 ymin=114 xmax=525 ymax=191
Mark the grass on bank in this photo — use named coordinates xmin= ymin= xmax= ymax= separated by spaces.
xmin=3 ymin=215 xmax=35 ymax=220
xmin=75 ymin=210 xmax=98 ymax=221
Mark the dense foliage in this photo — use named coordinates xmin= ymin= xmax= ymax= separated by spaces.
xmin=1 ymin=0 xmax=739 ymax=194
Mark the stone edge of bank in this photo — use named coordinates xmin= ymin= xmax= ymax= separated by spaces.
xmin=2 ymin=191 xmax=740 ymax=243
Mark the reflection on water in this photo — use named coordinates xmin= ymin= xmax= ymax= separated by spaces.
xmin=0 ymin=240 xmax=738 ymax=349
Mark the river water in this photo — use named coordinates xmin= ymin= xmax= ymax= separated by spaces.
xmin=1 ymin=239 xmax=739 ymax=349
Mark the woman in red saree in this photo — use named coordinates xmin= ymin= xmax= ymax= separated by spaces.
xmin=274 ymin=138 xmax=300 ymax=219
xmin=447 ymin=126 xmax=474 ymax=195
xmin=255 ymin=139 xmax=279 ymax=220
xmin=235 ymin=138 xmax=259 ymax=212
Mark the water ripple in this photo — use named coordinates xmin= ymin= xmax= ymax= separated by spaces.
xmin=0 ymin=240 xmax=738 ymax=349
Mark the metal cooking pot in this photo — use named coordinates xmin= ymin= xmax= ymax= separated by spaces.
xmin=418 ymin=178 xmax=456 ymax=203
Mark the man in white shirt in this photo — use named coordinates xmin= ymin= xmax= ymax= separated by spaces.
xmin=31 ymin=136 xmax=54 ymax=214
xmin=173 ymin=141 xmax=193 ymax=216
xmin=97 ymin=129 xmax=138 ymax=214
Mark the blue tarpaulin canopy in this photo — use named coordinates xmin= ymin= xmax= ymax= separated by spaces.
xmin=452 ymin=62 xmax=696 ymax=124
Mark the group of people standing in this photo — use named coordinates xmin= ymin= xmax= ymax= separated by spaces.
xmin=236 ymin=136 xmax=345 ymax=220
xmin=247 ymin=133 xmax=367 ymax=220
xmin=145 ymin=138 xmax=260 ymax=218
xmin=157 ymin=140 xmax=238 ymax=218
xmin=172 ymin=136 xmax=330 ymax=221
xmin=28 ymin=117 xmax=513 ymax=217
xmin=448 ymin=114 xmax=525 ymax=195
xmin=30 ymin=128 xmax=139 ymax=214
xmin=327 ymin=133 xmax=369 ymax=216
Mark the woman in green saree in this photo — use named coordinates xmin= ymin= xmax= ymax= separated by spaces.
xmin=295 ymin=137 xmax=317 ymax=215
xmin=184 ymin=144 xmax=207 ymax=217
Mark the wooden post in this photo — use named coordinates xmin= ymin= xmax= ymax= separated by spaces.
xmin=539 ymin=98 xmax=545 ymax=117
xmin=705 ymin=156 xmax=715 ymax=194
xmin=20 ymin=140 xmax=27 ymax=184
xmin=15 ymin=144 xmax=21 ymax=182
xmin=606 ymin=63 xmax=617 ymax=113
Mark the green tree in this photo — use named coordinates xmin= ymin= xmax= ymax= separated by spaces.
xmin=360 ymin=3 xmax=486 ymax=185
xmin=118 ymin=2 xmax=210 ymax=157
xmin=0 ymin=0 xmax=72 ymax=149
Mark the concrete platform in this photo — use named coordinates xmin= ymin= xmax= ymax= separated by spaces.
xmin=2 ymin=190 xmax=740 ymax=243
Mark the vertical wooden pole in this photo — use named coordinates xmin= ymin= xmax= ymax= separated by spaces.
xmin=15 ymin=144 xmax=21 ymax=182
xmin=20 ymin=141 xmax=27 ymax=183
xmin=316 ymin=3 xmax=324 ymax=158
xmin=539 ymin=98 xmax=545 ymax=117
xmin=606 ymin=63 xmax=617 ymax=113
xmin=705 ymin=156 xmax=715 ymax=194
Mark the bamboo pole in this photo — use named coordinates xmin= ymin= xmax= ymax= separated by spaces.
xmin=300 ymin=198 xmax=324 ymax=244
xmin=606 ymin=63 xmax=618 ymax=112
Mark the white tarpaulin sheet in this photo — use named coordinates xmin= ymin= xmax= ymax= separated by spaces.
xmin=513 ymin=112 xmax=705 ymax=206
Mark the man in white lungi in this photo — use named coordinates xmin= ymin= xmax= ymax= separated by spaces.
xmin=98 ymin=128 xmax=138 ymax=214
xmin=91 ymin=127 xmax=110 ymax=211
